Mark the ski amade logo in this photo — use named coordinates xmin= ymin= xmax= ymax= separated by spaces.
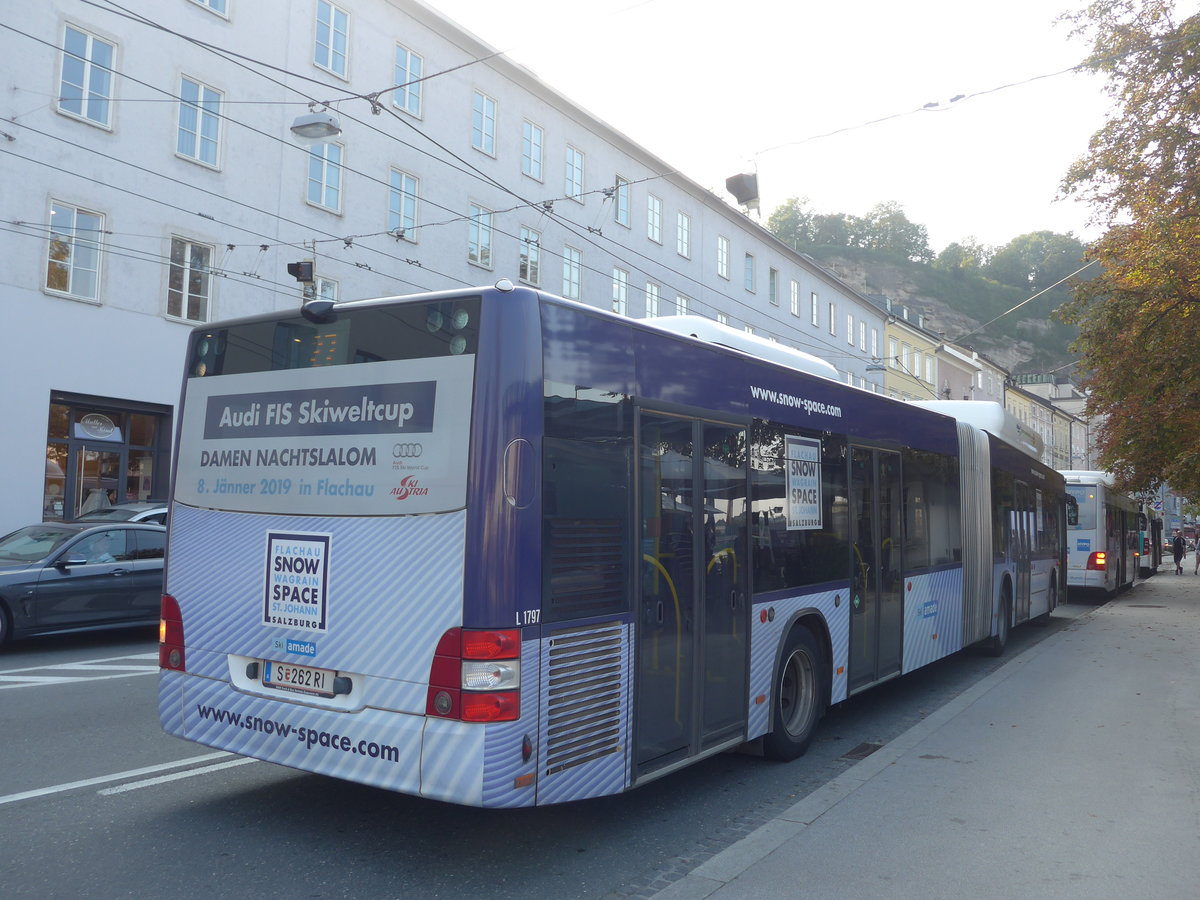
xmin=391 ymin=475 xmax=430 ymax=501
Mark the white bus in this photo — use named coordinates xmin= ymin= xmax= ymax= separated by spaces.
xmin=1060 ymin=471 xmax=1138 ymax=595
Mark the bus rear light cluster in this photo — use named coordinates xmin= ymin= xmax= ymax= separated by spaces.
xmin=1087 ymin=551 xmax=1108 ymax=571
xmin=159 ymin=593 xmax=186 ymax=671
xmin=427 ymin=627 xmax=521 ymax=722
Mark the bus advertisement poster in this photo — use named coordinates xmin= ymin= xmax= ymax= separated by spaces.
xmin=174 ymin=356 xmax=473 ymax=516
xmin=786 ymin=435 xmax=822 ymax=530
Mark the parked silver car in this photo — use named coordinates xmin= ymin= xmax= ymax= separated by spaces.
xmin=0 ymin=522 xmax=165 ymax=646
xmin=76 ymin=501 xmax=169 ymax=526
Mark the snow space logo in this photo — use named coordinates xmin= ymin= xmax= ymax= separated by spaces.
xmin=263 ymin=532 xmax=331 ymax=632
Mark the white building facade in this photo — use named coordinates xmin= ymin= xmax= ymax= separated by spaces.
xmin=3 ymin=0 xmax=894 ymax=534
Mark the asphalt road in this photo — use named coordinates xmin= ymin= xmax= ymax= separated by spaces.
xmin=0 ymin=601 xmax=1095 ymax=899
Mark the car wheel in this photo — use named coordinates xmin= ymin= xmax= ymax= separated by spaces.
xmin=0 ymin=600 xmax=11 ymax=648
xmin=763 ymin=626 xmax=826 ymax=761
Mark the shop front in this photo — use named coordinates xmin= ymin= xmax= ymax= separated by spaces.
xmin=44 ymin=392 xmax=172 ymax=521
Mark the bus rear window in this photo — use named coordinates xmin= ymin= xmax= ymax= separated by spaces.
xmin=187 ymin=298 xmax=481 ymax=376
xmin=1065 ymin=486 xmax=1095 ymax=530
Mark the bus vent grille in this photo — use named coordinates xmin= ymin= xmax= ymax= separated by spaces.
xmin=544 ymin=621 xmax=625 ymax=776
xmin=547 ymin=519 xmax=626 ymax=618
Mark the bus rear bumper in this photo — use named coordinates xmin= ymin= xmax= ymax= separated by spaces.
xmin=159 ymin=669 xmax=455 ymax=801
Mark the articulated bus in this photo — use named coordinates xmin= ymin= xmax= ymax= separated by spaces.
xmin=1060 ymin=471 xmax=1139 ymax=594
xmin=159 ymin=284 xmax=1066 ymax=807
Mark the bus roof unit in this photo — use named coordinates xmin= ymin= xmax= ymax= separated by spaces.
xmin=908 ymin=400 xmax=1044 ymax=460
xmin=645 ymin=315 xmax=839 ymax=381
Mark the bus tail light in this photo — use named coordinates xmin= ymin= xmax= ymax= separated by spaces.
xmin=159 ymin=593 xmax=186 ymax=671
xmin=427 ymin=628 xmax=521 ymax=722
xmin=1087 ymin=551 xmax=1107 ymax=571
xmin=461 ymin=691 xmax=520 ymax=722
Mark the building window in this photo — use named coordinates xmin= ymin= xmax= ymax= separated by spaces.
xmin=790 ymin=280 xmax=800 ymax=316
xmin=467 ymin=203 xmax=493 ymax=268
xmin=768 ymin=268 xmax=779 ymax=305
xmin=677 ymin=212 xmax=691 ymax=258
xmin=314 ymin=1 xmax=349 ymax=77
xmin=305 ymin=276 xmax=338 ymax=305
xmin=810 ymin=292 xmax=819 ymax=327
xmin=828 ymin=303 xmax=836 ymax=336
xmin=612 ymin=268 xmax=628 ymax=315
xmin=522 ymin=121 xmax=543 ymax=180
xmin=647 ymin=195 xmax=662 ymax=243
xmin=744 ymin=253 xmax=755 ymax=292
xmin=676 ymin=294 xmax=690 ymax=315
xmin=307 ymin=143 xmax=343 ymax=212
xmin=565 ymin=146 xmax=585 ymax=200
xmin=46 ymin=201 xmax=103 ymax=300
xmin=717 ymin=236 xmax=729 ymax=279
xmin=177 ymin=76 xmax=221 ymax=167
xmin=859 ymin=320 xmax=867 ymax=352
xmin=191 ymin=0 xmax=228 ymax=15
xmin=745 ymin=325 xmax=755 ymax=335
xmin=716 ymin=313 xmax=728 ymax=326
xmin=889 ymin=338 xmax=899 ymax=368
xmin=519 ymin=227 xmax=540 ymax=286
xmin=846 ymin=314 xmax=854 ymax=345
xmin=562 ymin=246 xmax=581 ymax=299
xmin=59 ymin=25 xmax=115 ymax=127
xmin=614 ymin=177 xmax=630 ymax=226
xmin=645 ymin=282 xmax=660 ymax=318
xmin=913 ymin=350 xmax=923 ymax=380
xmin=871 ymin=327 xmax=879 ymax=358
xmin=388 ymin=169 xmax=418 ymax=240
xmin=902 ymin=344 xmax=912 ymax=373
xmin=167 ymin=237 xmax=212 ymax=322
xmin=393 ymin=45 xmax=423 ymax=116
xmin=926 ymin=356 xmax=935 ymax=384
xmin=472 ymin=91 xmax=496 ymax=155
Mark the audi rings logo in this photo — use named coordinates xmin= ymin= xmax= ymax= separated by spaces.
xmin=393 ymin=442 xmax=423 ymax=458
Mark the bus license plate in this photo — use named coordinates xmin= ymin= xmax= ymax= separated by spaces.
xmin=264 ymin=660 xmax=336 ymax=697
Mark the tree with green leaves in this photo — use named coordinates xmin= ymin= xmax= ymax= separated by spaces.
xmin=987 ymin=231 xmax=1086 ymax=292
xmin=766 ymin=197 xmax=814 ymax=250
xmin=856 ymin=201 xmax=934 ymax=263
xmin=1056 ymin=0 xmax=1200 ymax=497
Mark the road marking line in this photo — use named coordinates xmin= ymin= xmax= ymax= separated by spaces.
xmin=52 ymin=662 xmax=158 ymax=671
xmin=0 ymin=651 xmax=158 ymax=676
xmin=0 ymin=670 xmax=158 ymax=690
xmin=99 ymin=758 xmax=258 ymax=795
xmin=0 ymin=752 xmax=234 ymax=807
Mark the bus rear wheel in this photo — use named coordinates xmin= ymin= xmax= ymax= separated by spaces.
xmin=763 ymin=627 xmax=826 ymax=761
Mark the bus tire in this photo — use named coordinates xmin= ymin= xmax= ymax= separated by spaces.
xmin=763 ymin=626 xmax=826 ymax=761
xmin=1033 ymin=577 xmax=1056 ymax=626
xmin=983 ymin=586 xmax=1011 ymax=657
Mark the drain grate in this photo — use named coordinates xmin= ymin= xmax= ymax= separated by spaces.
xmin=841 ymin=741 xmax=884 ymax=760
xmin=1127 ymin=604 xmax=1166 ymax=609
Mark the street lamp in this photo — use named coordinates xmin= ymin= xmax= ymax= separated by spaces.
xmin=289 ymin=110 xmax=342 ymax=144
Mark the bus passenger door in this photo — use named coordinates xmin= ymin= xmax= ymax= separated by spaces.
xmin=635 ymin=413 xmax=748 ymax=773
xmin=848 ymin=447 xmax=903 ymax=693
xmin=1013 ymin=481 xmax=1032 ymax=620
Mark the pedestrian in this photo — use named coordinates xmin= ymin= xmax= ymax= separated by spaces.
xmin=1171 ymin=529 xmax=1185 ymax=574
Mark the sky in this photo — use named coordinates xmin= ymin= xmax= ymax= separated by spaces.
xmin=433 ymin=0 xmax=1119 ymax=253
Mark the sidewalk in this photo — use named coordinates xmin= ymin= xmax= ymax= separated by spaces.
xmin=655 ymin=570 xmax=1200 ymax=899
